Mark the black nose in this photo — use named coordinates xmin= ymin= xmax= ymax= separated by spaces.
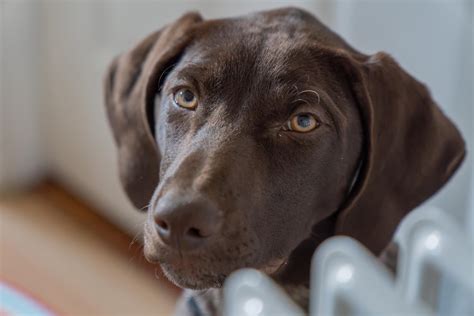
xmin=152 ymin=191 xmax=221 ymax=251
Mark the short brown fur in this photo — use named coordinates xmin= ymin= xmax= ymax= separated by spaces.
xmin=104 ymin=7 xmax=465 ymax=314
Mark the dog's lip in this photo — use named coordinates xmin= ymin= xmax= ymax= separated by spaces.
xmin=260 ymin=257 xmax=288 ymax=275
xmin=145 ymin=230 xmax=289 ymax=275
xmin=143 ymin=237 xmax=212 ymax=266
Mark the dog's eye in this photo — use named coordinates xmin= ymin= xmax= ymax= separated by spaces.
xmin=173 ymin=88 xmax=197 ymax=110
xmin=287 ymin=113 xmax=319 ymax=133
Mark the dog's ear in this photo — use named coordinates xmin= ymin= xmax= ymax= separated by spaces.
xmin=104 ymin=12 xmax=203 ymax=209
xmin=334 ymin=51 xmax=465 ymax=255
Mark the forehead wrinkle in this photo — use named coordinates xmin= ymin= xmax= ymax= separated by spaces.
xmin=298 ymin=89 xmax=321 ymax=104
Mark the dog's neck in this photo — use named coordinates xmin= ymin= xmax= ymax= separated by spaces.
xmin=272 ymin=214 xmax=337 ymax=310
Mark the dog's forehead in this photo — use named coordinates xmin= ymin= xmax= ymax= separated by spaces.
xmin=175 ymin=8 xmax=353 ymax=93
xmin=189 ymin=11 xmax=315 ymax=68
xmin=188 ymin=7 xmax=355 ymax=59
xmin=175 ymin=16 xmax=327 ymax=100
xmin=184 ymin=36 xmax=308 ymax=86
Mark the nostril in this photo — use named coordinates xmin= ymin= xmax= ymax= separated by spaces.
xmin=155 ymin=218 xmax=169 ymax=231
xmin=186 ymin=227 xmax=206 ymax=238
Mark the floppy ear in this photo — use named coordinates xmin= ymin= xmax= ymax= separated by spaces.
xmin=334 ymin=51 xmax=465 ymax=255
xmin=104 ymin=12 xmax=203 ymax=209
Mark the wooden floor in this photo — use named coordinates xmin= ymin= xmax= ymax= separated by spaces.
xmin=0 ymin=183 xmax=179 ymax=315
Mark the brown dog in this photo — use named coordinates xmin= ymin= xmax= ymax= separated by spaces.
xmin=104 ymin=7 xmax=465 ymax=314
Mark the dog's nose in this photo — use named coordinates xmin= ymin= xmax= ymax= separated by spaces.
xmin=153 ymin=192 xmax=221 ymax=251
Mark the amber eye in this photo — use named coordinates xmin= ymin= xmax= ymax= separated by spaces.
xmin=287 ymin=113 xmax=319 ymax=133
xmin=173 ymin=88 xmax=197 ymax=110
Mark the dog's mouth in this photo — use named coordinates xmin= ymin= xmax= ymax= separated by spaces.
xmin=143 ymin=222 xmax=289 ymax=289
xmin=155 ymin=252 xmax=288 ymax=290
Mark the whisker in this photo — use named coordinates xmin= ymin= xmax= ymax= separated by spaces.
xmin=128 ymin=219 xmax=146 ymax=250
xmin=129 ymin=230 xmax=143 ymax=250
xmin=154 ymin=267 xmax=161 ymax=280
xmin=157 ymin=63 xmax=178 ymax=88
xmin=128 ymin=243 xmax=144 ymax=264
xmin=291 ymin=98 xmax=311 ymax=105
xmin=299 ymin=89 xmax=321 ymax=104
xmin=140 ymin=203 xmax=151 ymax=211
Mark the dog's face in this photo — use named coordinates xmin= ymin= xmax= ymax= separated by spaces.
xmin=105 ymin=8 xmax=464 ymax=291
xmin=143 ymin=23 xmax=363 ymax=288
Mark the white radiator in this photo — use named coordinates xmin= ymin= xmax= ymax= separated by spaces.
xmin=223 ymin=206 xmax=474 ymax=316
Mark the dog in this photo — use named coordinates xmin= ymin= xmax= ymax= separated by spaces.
xmin=104 ymin=7 xmax=465 ymax=315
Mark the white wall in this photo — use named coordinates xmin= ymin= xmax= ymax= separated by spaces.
xmin=0 ymin=1 xmax=44 ymax=191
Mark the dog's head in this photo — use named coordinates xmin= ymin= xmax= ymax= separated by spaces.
xmin=104 ymin=8 xmax=465 ymax=289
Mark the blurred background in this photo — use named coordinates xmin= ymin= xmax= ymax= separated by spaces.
xmin=0 ymin=0 xmax=472 ymax=315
